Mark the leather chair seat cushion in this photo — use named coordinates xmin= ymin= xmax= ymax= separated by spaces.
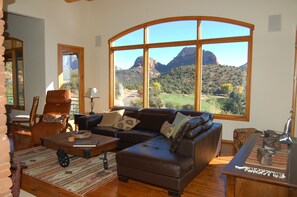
xmin=116 ymin=130 xmax=160 ymax=144
xmin=116 ymin=136 xmax=194 ymax=178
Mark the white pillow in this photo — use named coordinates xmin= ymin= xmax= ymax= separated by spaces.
xmin=98 ymin=109 xmax=125 ymax=127
xmin=113 ymin=116 xmax=140 ymax=130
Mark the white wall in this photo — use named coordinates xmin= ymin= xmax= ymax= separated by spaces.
xmin=4 ymin=0 xmax=297 ymax=140
xmin=5 ymin=13 xmax=45 ymax=116
xmin=4 ymin=0 xmax=89 ymax=114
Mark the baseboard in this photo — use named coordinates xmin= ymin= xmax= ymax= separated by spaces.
xmin=222 ymin=139 xmax=233 ymax=145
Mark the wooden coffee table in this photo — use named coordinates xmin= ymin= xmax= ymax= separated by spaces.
xmin=40 ymin=132 xmax=119 ymax=167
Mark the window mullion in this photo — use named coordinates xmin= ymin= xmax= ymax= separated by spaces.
xmin=143 ymin=26 xmax=149 ymax=108
xmin=195 ymin=20 xmax=202 ymax=111
xmin=12 ymin=50 xmax=17 ymax=108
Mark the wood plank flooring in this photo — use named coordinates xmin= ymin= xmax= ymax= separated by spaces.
xmin=11 ymin=131 xmax=233 ymax=197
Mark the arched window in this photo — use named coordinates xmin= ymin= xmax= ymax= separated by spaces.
xmin=4 ymin=37 xmax=25 ymax=110
xmin=109 ymin=16 xmax=254 ymax=121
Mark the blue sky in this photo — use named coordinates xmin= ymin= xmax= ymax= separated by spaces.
xmin=114 ymin=20 xmax=250 ymax=69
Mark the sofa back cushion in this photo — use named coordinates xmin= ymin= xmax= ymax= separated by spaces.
xmin=111 ymin=106 xmax=140 ymax=118
xmin=134 ymin=108 xmax=175 ymax=131
xmin=174 ymin=110 xmax=213 ymax=119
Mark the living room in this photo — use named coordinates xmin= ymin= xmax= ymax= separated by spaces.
xmin=1 ymin=0 xmax=297 ymax=196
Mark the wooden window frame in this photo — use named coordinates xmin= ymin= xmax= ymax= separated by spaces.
xmin=57 ymin=43 xmax=85 ymax=113
xmin=109 ymin=16 xmax=254 ymax=121
xmin=4 ymin=37 xmax=25 ymax=110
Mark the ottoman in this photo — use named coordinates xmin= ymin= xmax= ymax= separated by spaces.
xmin=233 ymin=128 xmax=261 ymax=154
xmin=116 ymin=136 xmax=194 ymax=196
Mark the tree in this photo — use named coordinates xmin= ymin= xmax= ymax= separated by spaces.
xmin=222 ymin=92 xmax=245 ymax=115
xmin=149 ymin=82 xmax=163 ymax=107
xmin=220 ymin=83 xmax=233 ymax=95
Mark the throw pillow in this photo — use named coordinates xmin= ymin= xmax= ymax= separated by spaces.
xmin=42 ymin=114 xmax=65 ymax=123
xmin=113 ymin=116 xmax=140 ymax=130
xmin=171 ymin=112 xmax=191 ymax=138
xmin=98 ymin=109 xmax=125 ymax=127
xmin=160 ymin=121 xmax=176 ymax=138
xmin=170 ymin=122 xmax=190 ymax=152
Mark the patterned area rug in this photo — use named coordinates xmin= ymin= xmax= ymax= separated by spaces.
xmin=13 ymin=146 xmax=117 ymax=196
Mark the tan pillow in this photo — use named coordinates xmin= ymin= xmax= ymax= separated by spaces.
xmin=113 ymin=116 xmax=140 ymax=130
xmin=171 ymin=112 xmax=191 ymax=138
xmin=160 ymin=121 xmax=176 ymax=138
xmin=42 ymin=114 xmax=65 ymax=123
xmin=98 ymin=109 xmax=125 ymax=127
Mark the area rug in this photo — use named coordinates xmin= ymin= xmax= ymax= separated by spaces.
xmin=13 ymin=146 xmax=117 ymax=196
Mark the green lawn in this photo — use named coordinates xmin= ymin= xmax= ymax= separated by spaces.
xmin=161 ymin=93 xmax=194 ymax=105
xmin=160 ymin=93 xmax=225 ymax=112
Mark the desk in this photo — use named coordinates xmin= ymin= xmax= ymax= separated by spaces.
xmin=223 ymin=133 xmax=297 ymax=197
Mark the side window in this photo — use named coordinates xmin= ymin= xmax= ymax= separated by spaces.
xmin=109 ymin=17 xmax=254 ymax=121
xmin=4 ymin=37 xmax=25 ymax=110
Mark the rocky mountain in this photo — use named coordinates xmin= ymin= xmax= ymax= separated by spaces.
xmin=130 ymin=56 xmax=164 ymax=78
xmin=127 ymin=47 xmax=218 ymax=74
xmin=116 ymin=46 xmax=220 ymax=85
xmin=157 ymin=47 xmax=218 ymax=73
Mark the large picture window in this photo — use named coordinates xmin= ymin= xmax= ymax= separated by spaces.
xmin=109 ymin=16 xmax=254 ymax=121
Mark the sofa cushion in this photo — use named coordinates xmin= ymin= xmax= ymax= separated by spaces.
xmin=113 ymin=116 xmax=140 ymax=131
xmin=186 ymin=113 xmax=211 ymax=130
xmin=98 ymin=109 xmax=125 ymax=127
xmin=116 ymin=136 xmax=194 ymax=178
xmin=134 ymin=108 xmax=175 ymax=131
xmin=111 ymin=106 xmax=139 ymax=118
xmin=91 ymin=126 xmax=119 ymax=137
xmin=116 ymin=129 xmax=160 ymax=144
xmin=185 ymin=120 xmax=213 ymax=139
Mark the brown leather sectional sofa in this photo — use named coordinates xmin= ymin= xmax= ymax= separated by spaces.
xmin=78 ymin=107 xmax=222 ymax=196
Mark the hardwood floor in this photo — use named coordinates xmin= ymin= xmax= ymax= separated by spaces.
xmin=11 ymin=131 xmax=233 ymax=197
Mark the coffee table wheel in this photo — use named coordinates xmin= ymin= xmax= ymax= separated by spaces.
xmin=57 ymin=149 xmax=70 ymax=167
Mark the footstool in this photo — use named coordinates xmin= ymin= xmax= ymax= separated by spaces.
xmin=233 ymin=128 xmax=261 ymax=154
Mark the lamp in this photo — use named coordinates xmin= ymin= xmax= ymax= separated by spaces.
xmin=85 ymin=88 xmax=100 ymax=114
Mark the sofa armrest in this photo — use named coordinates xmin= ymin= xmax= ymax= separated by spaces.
xmin=175 ymin=122 xmax=222 ymax=160
xmin=77 ymin=114 xmax=103 ymax=130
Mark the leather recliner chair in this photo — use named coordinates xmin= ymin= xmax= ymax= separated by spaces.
xmin=31 ymin=90 xmax=72 ymax=145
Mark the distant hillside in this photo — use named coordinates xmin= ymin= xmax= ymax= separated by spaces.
xmin=151 ymin=64 xmax=246 ymax=95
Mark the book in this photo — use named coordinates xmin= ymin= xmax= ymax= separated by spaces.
xmin=73 ymin=138 xmax=99 ymax=148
